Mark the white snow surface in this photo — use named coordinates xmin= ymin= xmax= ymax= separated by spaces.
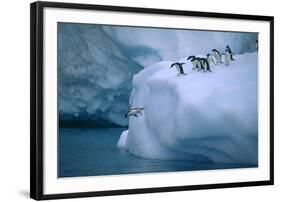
xmin=118 ymin=52 xmax=258 ymax=164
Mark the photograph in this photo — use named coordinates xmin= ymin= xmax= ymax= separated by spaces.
xmin=30 ymin=2 xmax=273 ymax=199
xmin=58 ymin=22 xmax=259 ymax=178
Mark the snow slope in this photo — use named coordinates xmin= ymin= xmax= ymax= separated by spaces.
xmin=118 ymin=52 xmax=258 ymax=165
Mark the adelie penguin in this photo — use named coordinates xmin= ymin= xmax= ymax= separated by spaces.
xmin=212 ymin=49 xmax=223 ymax=65
xmin=256 ymin=39 xmax=258 ymax=51
xmin=226 ymin=45 xmax=235 ymax=61
xmin=187 ymin=56 xmax=196 ymax=70
xmin=198 ymin=58 xmax=212 ymax=72
xmin=124 ymin=107 xmax=144 ymax=118
xmin=206 ymin=54 xmax=215 ymax=66
xmin=187 ymin=56 xmax=202 ymax=71
xmin=170 ymin=62 xmax=187 ymax=75
xmin=224 ymin=48 xmax=231 ymax=66
xmin=187 ymin=56 xmax=211 ymax=72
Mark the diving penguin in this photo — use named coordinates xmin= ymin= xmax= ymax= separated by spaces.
xmin=124 ymin=107 xmax=144 ymax=118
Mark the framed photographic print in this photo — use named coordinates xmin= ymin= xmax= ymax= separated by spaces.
xmin=30 ymin=1 xmax=274 ymax=200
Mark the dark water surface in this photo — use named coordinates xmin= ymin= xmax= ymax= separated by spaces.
xmin=59 ymin=128 xmax=255 ymax=178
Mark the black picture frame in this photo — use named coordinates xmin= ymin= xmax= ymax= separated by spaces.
xmin=30 ymin=1 xmax=274 ymax=200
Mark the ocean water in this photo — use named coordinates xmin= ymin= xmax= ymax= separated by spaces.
xmin=59 ymin=128 xmax=255 ymax=178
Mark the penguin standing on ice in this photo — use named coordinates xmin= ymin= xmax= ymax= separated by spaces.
xmin=187 ymin=56 xmax=203 ymax=71
xmin=206 ymin=53 xmax=215 ymax=66
xmin=170 ymin=62 xmax=187 ymax=75
xmin=212 ymin=49 xmax=223 ymax=64
xmin=224 ymin=48 xmax=231 ymax=66
xmin=198 ymin=58 xmax=212 ymax=72
xmin=226 ymin=45 xmax=235 ymax=61
xmin=256 ymin=39 xmax=258 ymax=51
xmin=187 ymin=56 xmax=197 ymax=70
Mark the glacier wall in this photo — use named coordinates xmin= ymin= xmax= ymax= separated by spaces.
xmin=58 ymin=23 xmax=257 ymax=126
xmin=118 ymin=53 xmax=258 ymax=164
xmin=58 ymin=23 xmax=143 ymax=126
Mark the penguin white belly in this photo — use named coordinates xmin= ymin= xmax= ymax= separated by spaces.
xmin=203 ymin=62 xmax=207 ymax=71
xmin=195 ymin=60 xmax=201 ymax=71
xmin=175 ymin=65 xmax=180 ymax=73
xmin=225 ymin=52 xmax=231 ymax=66
xmin=192 ymin=61 xmax=197 ymax=70
xmin=207 ymin=57 xmax=213 ymax=66
xmin=213 ymin=53 xmax=220 ymax=65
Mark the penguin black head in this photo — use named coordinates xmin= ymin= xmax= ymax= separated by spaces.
xmin=170 ymin=62 xmax=185 ymax=68
xmin=207 ymin=54 xmax=210 ymax=57
xmin=212 ymin=49 xmax=216 ymax=52
xmin=170 ymin=62 xmax=177 ymax=68
xmin=187 ymin=56 xmax=195 ymax=60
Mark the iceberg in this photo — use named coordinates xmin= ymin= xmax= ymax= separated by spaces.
xmin=58 ymin=23 xmax=257 ymax=127
xmin=118 ymin=52 xmax=258 ymax=165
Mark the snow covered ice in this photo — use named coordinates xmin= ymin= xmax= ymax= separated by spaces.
xmin=118 ymin=52 xmax=258 ymax=165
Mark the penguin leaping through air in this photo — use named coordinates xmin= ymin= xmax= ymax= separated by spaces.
xmin=124 ymin=107 xmax=144 ymax=118
xmin=170 ymin=62 xmax=187 ymax=76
